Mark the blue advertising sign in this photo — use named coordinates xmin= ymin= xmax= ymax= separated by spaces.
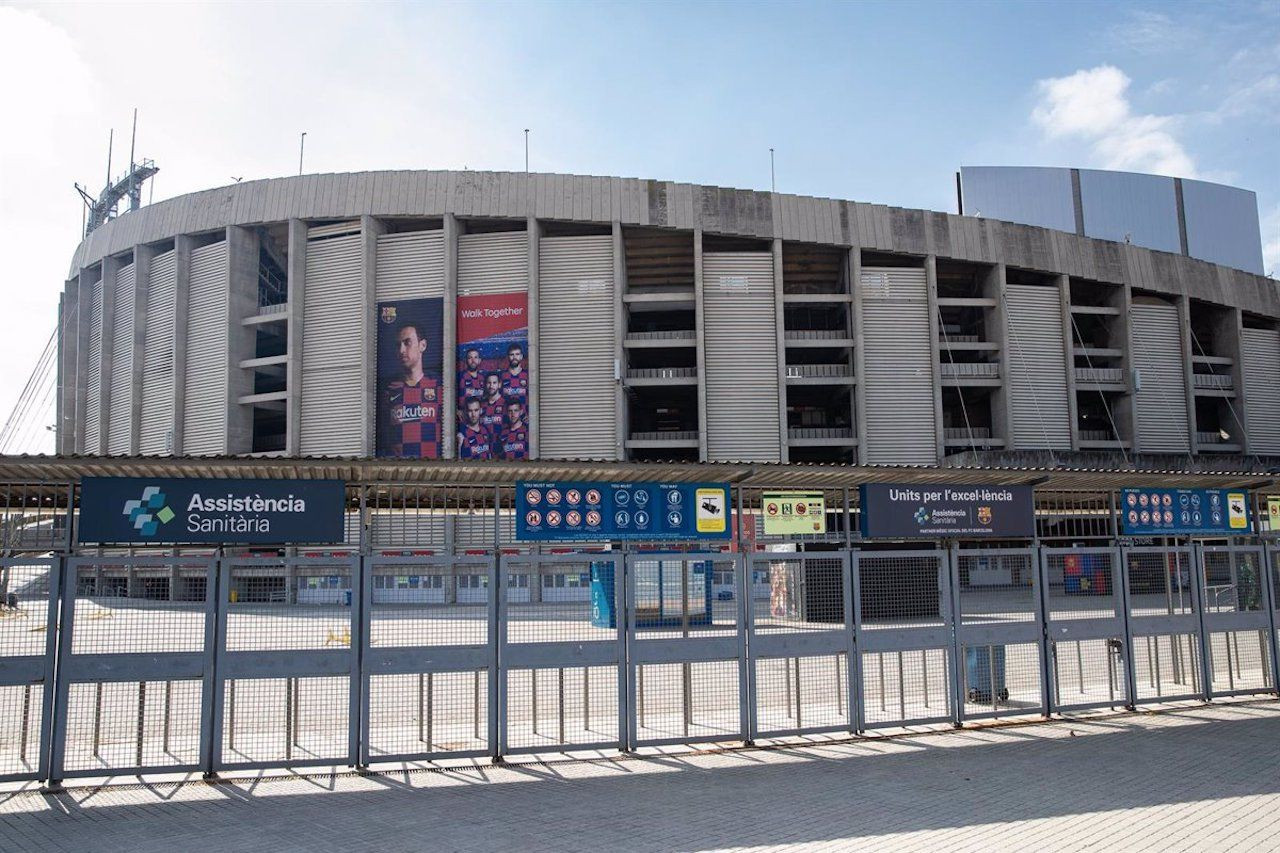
xmin=516 ymin=481 xmax=732 ymax=542
xmin=78 ymin=478 xmax=347 ymax=545
xmin=1120 ymin=488 xmax=1251 ymax=536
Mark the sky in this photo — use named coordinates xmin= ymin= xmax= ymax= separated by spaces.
xmin=0 ymin=0 xmax=1277 ymax=452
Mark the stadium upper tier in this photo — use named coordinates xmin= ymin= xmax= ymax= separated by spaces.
xmin=57 ymin=169 xmax=1280 ymax=468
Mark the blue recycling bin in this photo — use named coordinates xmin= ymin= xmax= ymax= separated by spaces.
xmin=965 ymin=645 xmax=1008 ymax=703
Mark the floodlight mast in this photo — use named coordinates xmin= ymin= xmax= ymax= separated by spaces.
xmin=74 ymin=112 xmax=159 ymax=237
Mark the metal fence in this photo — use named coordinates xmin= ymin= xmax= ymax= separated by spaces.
xmin=2 ymin=531 xmax=1279 ymax=784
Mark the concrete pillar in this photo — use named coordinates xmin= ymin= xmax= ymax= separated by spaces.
xmin=526 ymin=216 xmax=541 ymax=458
xmin=1225 ymin=308 xmax=1252 ymax=454
xmin=612 ymin=222 xmax=627 ymax=461
xmin=172 ymin=235 xmax=195 ymax=456
xmin=97 ymin=254 xmax=122 ymax=453
xmin=443 ymin=214 xmax=460 ymax=459
xmin=73 ymin=269 xmax=95 ymax=454
xmin=693 ymin=228 xmax=708 ymax=461
xmin=169 ymin=563 xmax=179 ymax=602
xmin=850 ymin=247 xmax=867 ymax=464
xmin=1115 ymin=283 xmax=1136 ymax=449
xmin=1177 ymin=295 xmax=1198 ymax=456
xmin=226 ymin=226 xmax=260 ymax=454
xmin=285 ymin=220 xmax=306 ymax=456
xmin=772 ymin=239 xmax=789 ymax=464
xmin=285 ymin=563 xmax=297 ymax=605
xmin=924 ymin=255 xmax=944 ymax=463
xmin=531 ymin=554 xmax=543 ymax=603
xmin=1058 ymin=274 xmax=1081 ymax=450
xmin=57 ymin=278 xmax=80 ymax=455
xmin=361 ymin=216 xmax=387 ymax=457
xmin=130 ymin=245 xmax=155 ymax=454
xmin=988 ymin=264 xmax=1013 ymax=448
xmin=444 ymin=515 xmax=457 ymax=604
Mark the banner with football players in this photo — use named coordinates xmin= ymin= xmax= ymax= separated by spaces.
xmin=456 ymin=292 xmax=529 ymax=460
xmin=375 ymin=297 xmax=444 ymax=458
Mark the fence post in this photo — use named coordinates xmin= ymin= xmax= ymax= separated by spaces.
xmin=739 ymin=550 xmax=754 ymax=745
xmin=489 ymin=486 xmax=502 ymax=763
xmin=615 ymin=551 xmax=628 ymax=752
xmin=1115 ymin=543 xmax=1138 ymax=710
xmin=36 ymin=554 xmax=63 ymax=783
xmin=1030 ymin=544 xmax=1052 ymax=718
xmin=206 ymin=556 xmax=229 ymax=776
xmin=1261 ymin=543 xmax=1280 ymax=696
xmin=624 ymin=545 xmax=637 ymax=750
xmin=45 ymin=557 xmax=78 ymax=791
xmin=1191 ymin=542 xmax=1214 ymax=701
xmin=945 ymin=543 xmax=964 ymax=728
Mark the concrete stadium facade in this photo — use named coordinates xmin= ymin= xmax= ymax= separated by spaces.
xmin=54 ymin=169 xmax=1280 ymax=470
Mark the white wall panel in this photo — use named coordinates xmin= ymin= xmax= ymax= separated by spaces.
xmin=183 ymin=241 xmax=229 ymax=455
xmin=1132 ymin=302 xmax=1190 ymax=453
xmin=1006 ymin=284 xmax=1071 ymax=450
xmin=375 ymin=230 xmax=445 ymax=300
xmin=458 ymin=231 xmax=527 ymax=295
xmin=862 ymin=267 xmax=937 ymax=464
xmin=1242 ymin=327 xmax=1280 ymax=454
xmin=139 ymin=250 xmax=177 ymax=454
xmin=301 ymin=229 xmax=364 ymax=456
xmin=105 ymin=262 xmax=136 ymax=455
xmin=83 ymin=278 xmax=104 ymax=454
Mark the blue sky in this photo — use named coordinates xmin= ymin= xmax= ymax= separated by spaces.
xmin=0 ymin=0 xmax=1277 ymax=447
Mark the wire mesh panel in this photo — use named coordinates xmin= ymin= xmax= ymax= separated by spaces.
xmin=855 ymin=550 xmax=955 ymax=728
xmin=0 ymin=557 xmax=58 ymax=781
xmin=1039 ymin=546 xmax=1130 ymax=712
xmin=748 ymin=552 xmax=853 ymax=738
xmin=1199 ymin=545 xmax=1276 ymax=698
xmin=501 ymin=552 xmax=624 ymax=754
xmin=213 ymin=556 xmax=360 ymax=771
xmin=627 ymin=553 xmax=746 ymax=748
xmin=361 ymin=554 xmax=495 ymax=764
xmin=1124 ymin=546 xmax=1203 ymax=703
xmin=952 ymin=548 xmax=1044 ymax=721
xmin=51 ymin=556 xmax=216 ymax=780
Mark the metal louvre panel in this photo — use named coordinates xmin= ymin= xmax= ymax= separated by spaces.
xmin=140 ymin=250 xmax=177 ymax=455
xmin=1242 ymin=328 xmax=1280 ymax=453
xmin=302 ymin=230 xmax=363 ymax=456
xmin=83 ymin=278 xmax=104 ymax=454
xmin=184 ymin=242 xmax=229 ymax=455
xmin=106 ymin=262 xmax=136 ymax=455
xmin=538 ymin=235 xmax=615 ymax=460
xmin=458 ymin=231 xmax=527 ymax=295
xmin=375 ymin=230 xmax=445 ymax=300
xmin=703 ymin=252 xmax=779 ymax=461
xmin=1005 ymin=285 xmax=1071 ymax=450
xmin=1131 ymin=303 xmax=1190 ymax=453
xmin=861 ymin=267 xmax=937 ymax=464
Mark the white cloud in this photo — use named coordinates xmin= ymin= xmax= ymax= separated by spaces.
xmin=1031 ymin=65 xmax=1197 ymax=177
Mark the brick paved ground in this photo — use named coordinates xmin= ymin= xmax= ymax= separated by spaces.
xmin=2 ymin=699 xmax=1279 ymax=852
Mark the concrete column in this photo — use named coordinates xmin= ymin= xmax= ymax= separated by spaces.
xmin=772 ymin=239 xmax=790 ymax=464
xmin=166 ymin=236 xmax=194 ymax=455
xmin=226 ymin=226 xmax=260 ymax=454
xmin=73 ymin=268 xmax=94 ymax=454
xmin=130 ymin=245 xmax=154 ymax=454
xmin=285 ymin=220 xmax=306 ymax=457
xmin=1058 ymin=274 xmax=1081 ymax=450
xmin=924 ymin=255 xmax=944 ymax=463
xmin=443 ymin=214 xmax=460 ymax=459
xmin=1177 ymin=295 xmax=1198 ymax=456
xmin=693 ymin=228 xmax=708 ymax=461
xmin=850 ymin=247 xmax=867 ymax=464
xmin=57 ymin=277 xmax=80 ymax=455
xmin=1224 ymin=308 xmax=1252 ymax=454
xmin=285 ymin=563 xmax=297 ymax=605
xmin=612 ymin=222 xmax=627 ymax=461
xmin=444 ymin=515 xmax=457 ymax=604
xmin=361 ymin=216 xmax=387 ymax=457
xmin=1115 ymin=283 xmax=1136 ymax=449
xmin=988 ymin=263 xmax=1013 ymax=449
xmin=531 ymin=554 xmax=543 ymax=603
xmin=169 ymin=563 xmax=179 ymax=602
xmin=96 ymin=254 xmax=122 ymax=454
xmin=526 ymin=216 xmax=541 ymax=458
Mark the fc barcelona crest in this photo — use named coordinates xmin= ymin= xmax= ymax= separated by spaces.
xmin=977 ymin=506 xmax=993 ymax=525
xmin=380 ymin=306 xmax=398 ymax=324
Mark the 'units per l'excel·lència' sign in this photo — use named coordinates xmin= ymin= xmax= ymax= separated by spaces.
xmin=859 ymin=484 xmax=1035 ymax=539
xmin=77 ymin=477 xmax=346 ymax=545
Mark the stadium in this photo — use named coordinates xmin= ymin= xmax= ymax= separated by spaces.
xmin=0 ymin=165 xmax=1276 ymax=785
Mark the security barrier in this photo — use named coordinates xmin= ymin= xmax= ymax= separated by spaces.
xmin=3 ymin=540 xmax=1279 ymax=785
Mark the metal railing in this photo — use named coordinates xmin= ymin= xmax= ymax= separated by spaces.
xmin=1193 ymin=373 xmax=1233 ymax=390
xmin=1075 ymin=367 xmax=1124 ymax=384
xmin=940 ymin=362 xmax=999 ymax=378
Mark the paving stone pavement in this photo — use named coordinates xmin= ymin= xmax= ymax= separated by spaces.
xmin=2 ymin=699 xmax=1280 ymax=852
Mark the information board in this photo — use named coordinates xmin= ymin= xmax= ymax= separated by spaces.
xmin=859 ymin=484 xmax=1035 ymax=539
xmin=762 ymin=491 xmax=826 ymax=536
xmin=1120 ymin=488 xmax=1250 ymax=535
xmin=515 ymin=481 xmax=731 ymax=542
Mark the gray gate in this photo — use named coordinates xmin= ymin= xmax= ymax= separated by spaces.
xmin=1123 ymin=544 xmax=1204 ymax=703
xmin=360 ymin=553 xmax=496 ymax=764
xmin=950 ymin=547 xmax=1047 ymax=722
xmin=853 ymin=549 xmax=956 ymax=729
xmin=1039 ymin=546 xmax=1130 ymax=711
xmin=499 ymin=551 xmax=625 ymax=753
xmin=626 ymin=552 xmax=746 ymax=747
xmin=0 ymin=557 xmax=60 ymax=782
xmin=746 ymin=551 xmax=854 ymax=738
xmin=212 ymin=555 xmax=360 ymax=771
xmin=50 ymin=555 xmax=217 ymax=781
xmin=1198 ymin=544 xmax=1275 ymax=697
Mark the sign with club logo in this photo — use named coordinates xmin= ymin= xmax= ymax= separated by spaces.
xmin=761 ymin=491 xmax=827 ymax=536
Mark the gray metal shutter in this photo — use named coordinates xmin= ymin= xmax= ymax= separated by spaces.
xmin=375 ymin=230 xmax=445 ymax=300
xmin=106 ymin=262 xmax=136 ymax=455
xmin=458 ymin=232 xmax=527 ymax=295
xmin=861 ymin=267 xmax=937 ymax=465
xmin=83 ymin=278 xmax=104 ymax=455
xmin=538 ymin=235 xmax=615 ymax=460
xmin=301 ymin=227 xmax=364 ymax=456
xmin=184 ymin=241 xmax=229 ymax=455
xmin=703 ymin=252 xmax=780 ymax=461
xmin=1005 ymin=284 xmax=1071 ymax=450
xmin=140 ymin=249 xmax=177 ymax=455
xmin=1131 ymin=303 xmax=1190 ymax=453
xmin=1242 ymin=328 xmax=1280 ymax=454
